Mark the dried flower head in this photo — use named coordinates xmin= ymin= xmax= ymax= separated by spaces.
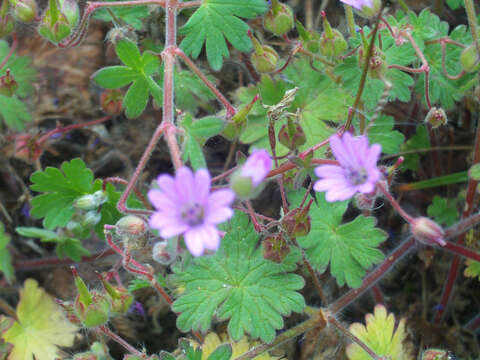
xmin=314 ymin=133 xmax=382 ymax=202
xmin=148 ymin=167 xmax=235 ymax=257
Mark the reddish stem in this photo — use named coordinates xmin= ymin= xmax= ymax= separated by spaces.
xmin=14 ymin=249 xmax=116 ymax=271
xmin=103 ymin=177 xmax=153 ymax=211
xmin=330 ymin=237 xmax=416 ymax=314
xmin=371 ymin=285 xmax=385 ymax=305
xmin=433 ymin=118 xmax=480 ymax=323
xmin=376 ymin=182 xmax=415 ymax=223
xmin=0 ymin=32 xmax=17 ymax=70
xmin=442 ymin=241 xmax=480 ymax=262
xmin=98 ymin=325 xmax=146 ymax=357
xmin=174 ymin=48 xmax=236 ymax=118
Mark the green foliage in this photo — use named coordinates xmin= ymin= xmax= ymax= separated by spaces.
xmin=2 ymin=279 xmax=78 ymax=360
xmin=0 ymin=95 xmax=31 ymax=130
xmin=128 ymin=273 xmax=167 ymax=292
xmin=16 ymin=227 xmax=90 ymax=262
xmin=334 ymin=31 xmax=416 ymax=110
xmin=180 ymin=113 xmax=224 ymax=170
xmin=172 ymin=212 xmax=305 ymax=343
xmin=173 ymin=69 xmax=216 ymax=114
xmin=92 ymin=1 xmax=149 ymax=30
xmin=361 ymin=115 xmax=405 ymax=155
xmin=92 ymin=39 xmax=162 ymax=118
xmin=0 ymin=40 xmax=37 ymax=97
xmin=464 ymin=256 xmax=480 ymax=280
xmin=400 ymin=124 xmax=430 ymax=171
xmin=30 ymin=158 xmax=95 ymax=230
xmin=179 ymin=0 xmax=268 ymax=70
xmin=446 ymin=0 xmax=463 ymax=10
xmin=0 ymin=223 xmax=14 ymax=284
xmin=469 ymin=163 xmax=480 ymax=180
xmin=236 ymin=59 xmax=352 ymax=156
xmin=427 ymin=196 xmax=459 ymax=227
xmin=290 ymin=190 xmax=386 ymax=288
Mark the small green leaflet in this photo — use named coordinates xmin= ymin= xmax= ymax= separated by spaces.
xmin=92 ymin=39 xmax=162 ymax=118
xmin=30 ymin=158 xmax=95 ymax=230
xmin=0 ymin=95 xmax=31 ymax=130
xmin=179 ymin=0 xmax=268 ymax=70
xmin=0 ymin=223 xmax=14 ymax=284
xmin=180 ymin=113 xmax=224 ymax=170
xmin=289 ymin=190 xmax=386 ymax=288
xmin=400 ymin=124 xmax=430 ymax=171
xmin=172 ymin=212 xmax=305 ymax=343
xmin=0 ymin=40 xmax=37 ymax=97
xmin=16 ymin=227 xmax=90 ymax=262
xmin=427 ymin=196 xmax=459 ymax=227
xmin=92 ymin=0 xmax=149 ymax=30
xmin=362 ymin=115 xmax=405 ymax=155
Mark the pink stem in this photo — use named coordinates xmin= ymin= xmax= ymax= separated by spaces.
xmin=376 ymin=182 xmax=415 ymax=223
xmin=442 ymin=241 xmax=480 ymax=262
xmin=98 ymin=325 xmax=146 ymax=357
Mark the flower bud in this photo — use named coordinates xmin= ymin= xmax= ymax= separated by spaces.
xmin=278 ymin=117 xmax=306 ymax=150
xmin=410 ymin=217 xmax=446 ymax=247
xmin=262 ymin=233 xmax=290 ymax=263
xmin=223 ymin=94 xmax=259 ymax=140
xmin=115 ymin=215 xmax=148 ymax=249
xmin=460 ymin=44 xmax=480 ymax=73
xmin=248 ymin=31 xmax=278 ymax=73
xmin=319 ymin=12 xmax=347 ymax=58
xmin=230 ymin=149 xmax=272 ymax=200
xmin=152 ymin=241 xmax=177 ymax=265
xmin=263 ymin=0 xmax=294 ymax=36
xmin=282 ymin=205 xmax=311 ymax=238
xmin=38 ymin=0 xmax=79 ymax=44
xmin=74 ymin=190 xmax=107 ymax=211
xmin=0 ymin=69 xmax=18 ymax=97
xmin=71 ymin=267 xmax=111 ymax=328
xmin=9 ymin=0 xmax=37 ymax=23
xmin=81 ymin=211 xmax=101 ymax=227
xmin=0 ymin=0 xmax=14 ymax=38
xmin=296 ymin=20 xmax=321 ymax=53
xmin=425 ymin=107 xmax=448 ymax=129
xmin=100 ymin=89 xmax=124 ymax=116
xmin=98 ymin=273 xmax=134 ymax=314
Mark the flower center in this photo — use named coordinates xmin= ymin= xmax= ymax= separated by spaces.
xmin=180 ymin=203 xmax=205 ymax=226
xmin=346 ymin=167 xmax=368 ymax=186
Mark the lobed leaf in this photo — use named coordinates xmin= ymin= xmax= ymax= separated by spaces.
xmin=172 ymin=212 xmax=304 ymax=343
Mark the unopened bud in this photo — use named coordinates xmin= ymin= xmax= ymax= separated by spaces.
xmin=100 ymin=89 xmax=124 ymax=115
xmin=248 ymin=31 xmax=278 ymax=73
xmin=98 ymin=273 xmax=133 ymax=314
xmin=278 ymin=118 xmax=306 ymax=150
xmin=223 ymin=94 xmax=259 ymax=140
xmin=410 ymin=217 xmax=446 ymax=247
xmin=152 ymin=241 xmax=177 ymax=265
xmin=38 ymin=0 xmax=79 ymax=44
xmin=81 ymin=211 xmax=101 ymax=227
xmin=0 ymin=69 xmax=18 ymax=97
xmin=281 ymin=203 xmax=312 ymax=238
xmin=425 ymin=107 xmax=448 ymax=129
xmin=319 ymin=12 xmax=347 ymax=58
xmin=0 ymin=0 xmax=14 ymax=38
xmin=230 ymin=149 xmax=272 ymax=200
xmin=115 ymin=215 xmax=148 ymax=249
xmin=460 ymin=44 xmax=480 ymax=73
xmin=263 ymin=0 xmax=294 ymax=36
xmin=10 ymin=0 xmax=37 ymax=23
xmin=74 ymin=190 xmax=107 ymax=211
xmin=262 ymin=233 xmax=290 ymax=263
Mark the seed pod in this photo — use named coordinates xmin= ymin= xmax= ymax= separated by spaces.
xmin=0 ymin=69 xmax=18 ymax=97
xmin=37 ymin=0 xmax=79 ymax=44
xmin=281 ymin=203 xmax=312 ymax=238
xmin=319 ymin=12 xmax=347 ymax=58
xmin=100 ymin=89 xmax=124 ymax=116
xmin=263 ymin=0 xmax=294 ymax=36
xmin=262 ymin=233 xmax=290 ymax=263
xmin=248 ymin=31 xmax=279 ymax=73
xmin=460 ymin=44 xmax=480 ymax=73
xmin=9 ymin=0 xmax=37 ymax=23
xmin=278 ymin=117 xmax=307 ymax=150
xmin=296 ymin=20 xmax=321 ymax=54
xmin=425 ymin=107 xmax=448 ymax=129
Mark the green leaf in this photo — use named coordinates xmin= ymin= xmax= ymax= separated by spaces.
xmin=188 ymin=116 xmax=224 ymax=139
xmin=30 ymin=158 xmax=94 ymax=229
xmin=92 ymin=39 xmax=162 ymax=118
xmin=175 ymin=70 xmax=217 ymax=113
xmin=179 ymin=0 xmax=268 ymax=70
xmin=364 ymin=115 xmax=405 ymax=154
xmin=92 ymin=1 xmax=149 ymax=30
xmin=124 ymin=77 xmax=150 ymax=118
xmin=128 ymin=273 xmax=167 ymax=292
xmin=0 ymin=223 xmax=14 ymax=284
xmin=0 ymin=40 xmax=37 ymax=97
xmin=207 ymin=344 xmax=232 ymax=360
xmin=0 ymin=94 xmax=31 ymax=130
xmin=91 ymin=66 xmax=140 ymax=89
xmin=400 ymin=124 xmax=430 ymax=171
xmin=183 ymin=135 xmax=207 ymax=170
xmin=172 ymin=212 xmax=304 ymax=343
xmin=16 ymin=226 xmax=90 ymax=262
xmin=446 ymin=0 xmax=463 ymax=9
xmin=427 ymin=196 xmax=459 ymax=227
xmin=290 ymin=190 xmax=386 ymax=288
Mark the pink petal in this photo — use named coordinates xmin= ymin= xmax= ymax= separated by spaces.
xmin=184 ymin=228 xmax=205 ymax=256
xmin=199 ymin=225 xmax=220 ymax=251
xmin=148 ymin=189 xmax=178 ymax=212
xmin=193 ymin=169 xmax=211 ymax=203
xmin=314 ymin=178 xmax=349 ymax=192
xmin=365 ymin=144 xmax=382 ymax=168
xmin=314 ymin=165 xmax=345 ymax=178
xmin=325 ymin=186 xmax=357 ymax=202
xmin=156 ymin=174 xmax=178 ymax=202
xmin=330 ymin=134 xmax=355 ymax=168
xmin=208 ymin=189 xmax=235 ymax=208
xmin=175 ymin=167 xmax=195 ymax=203
xmin=206 ymin=206 xmax=234 ymax=224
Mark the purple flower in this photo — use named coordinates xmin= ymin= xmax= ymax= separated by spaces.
xmin=240 ymin=149 xmax=272 ymax=186
xmin=314 ymin=133 xmax=381 ymax=202
xmin=148 ymin=167 xmax=235 ymax=257
xmin=340 ymin=0 xmax=373 ymax=11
